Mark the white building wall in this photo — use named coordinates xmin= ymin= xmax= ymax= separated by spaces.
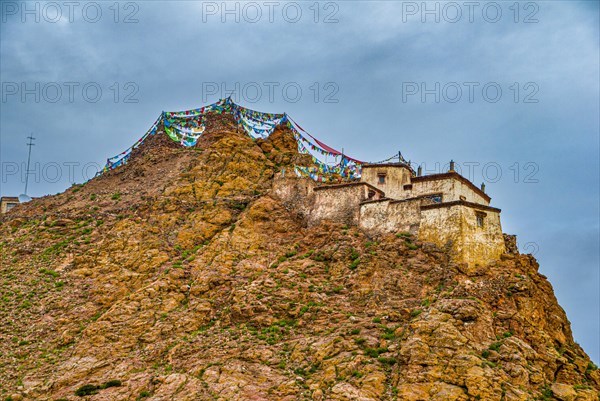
xmin=410 ymin=178 xmax=490 ymax=205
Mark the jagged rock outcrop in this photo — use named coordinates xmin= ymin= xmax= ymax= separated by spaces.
xmin=0 ymin=113 xmax=598 ymax=401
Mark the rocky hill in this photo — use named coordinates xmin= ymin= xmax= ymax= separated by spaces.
xmin=1 ymin=112 xmax=598 ymax=401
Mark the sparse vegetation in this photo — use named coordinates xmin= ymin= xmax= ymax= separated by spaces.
xmin=410 ymin=309 xmax=422 ymax=318
xmin=0 ymin=111 xmax=596 ymax=401
xmin=406 ymin=242 xmax=419 ymax=250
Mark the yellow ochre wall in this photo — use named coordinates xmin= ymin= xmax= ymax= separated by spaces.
xmin=360 ymin=165 xmax=412 ymax=199
xmin=418 ymin=204 xmax=505 ymax=269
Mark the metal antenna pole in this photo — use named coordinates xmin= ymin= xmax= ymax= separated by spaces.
xmin=24 ymin=134 xmax=35 ymax=195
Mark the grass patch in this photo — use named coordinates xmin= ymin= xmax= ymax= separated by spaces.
xmin=39 ymin=268 xmax=59 ymax=277
xmin=410 ymin=309 xmax=422 ymax=318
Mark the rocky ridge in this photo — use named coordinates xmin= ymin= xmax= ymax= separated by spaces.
xmin=0 ymin=112 xmax=598 ymax=401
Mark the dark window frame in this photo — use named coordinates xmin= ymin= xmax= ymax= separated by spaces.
xmin=423 ymin=193 xmax=443 ymax=204
xmin=476 ymin=211 xmax=486 ymax=228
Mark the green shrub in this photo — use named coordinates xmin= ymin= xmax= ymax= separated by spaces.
xmin=101 ymin=379 xmax=122 ymax=389
xmin=364 ymin=348 xmax=379 ymax=357
xmin=573 ymin=384 xmax=591 ymax=390
xmin=364 ymin=347 xmax=388 ymax=358
xmin=381 ymin=330 xmax=395 ymax=340
xmin=231 ymin=202 xmax=246 ymax=210
xmin=302 ymin=250 xmax=314 ymax=258
xmin=482 ymin=360 xmax=497 ymax=368
xmin=293 ymin=367 xmax=307 ymax=376
xmin=538 ymin=385 xmax=552 ymax=400
xmin=354 ymin=338 xmax=366 ymax=346
xmin=313 ymin=252 xmax=325 ymax=262
xmin=75 ymin=384 xmax=99 ymax=396
xmin=585 ymin=361 xmax=598 ymax=374
xmin=489 ymin=342 xmax=502 ymax=352
xmin=138 ymin=390 xmax=151 ymax=399
xmin=111 ymin=193 xmax=121 ymax=201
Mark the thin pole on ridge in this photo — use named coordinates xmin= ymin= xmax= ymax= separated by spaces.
xmin=24 ymin=134 xmax=35 ymax=195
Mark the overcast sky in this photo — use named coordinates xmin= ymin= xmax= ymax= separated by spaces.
xmin=1 ymin=0 xmax=598 ymax=362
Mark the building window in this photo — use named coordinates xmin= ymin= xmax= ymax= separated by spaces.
xmin=476 ymin=212 xmax=486 ymax=227
xmin=6 ymin=203 xmax=17 ymax=211
xmin=424 ymin=194 xmax=443 ymax=203
xmin=378 ymin=174 xmax=386 ymax=184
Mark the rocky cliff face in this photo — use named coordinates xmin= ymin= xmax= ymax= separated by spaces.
xmin=1 ymin=113 xmax=598 ymax=401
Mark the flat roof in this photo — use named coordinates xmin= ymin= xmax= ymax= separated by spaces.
xmin=1 ymin=197 xmax=19 ymax=202
xmin=362 ymin=162 xmax=413 ymax=169
xmin=421 ymin=199 xmax=500 ymax=213
xmin=313 ymin=181 xmax=385 ymax=195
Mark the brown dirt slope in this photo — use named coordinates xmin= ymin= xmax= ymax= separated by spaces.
xmin=0 ymin=113 xmax=598 ymax=401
